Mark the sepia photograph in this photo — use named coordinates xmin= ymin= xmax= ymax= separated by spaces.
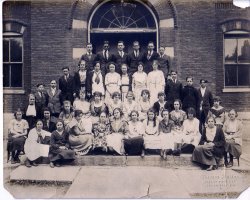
xmin=2 ymin=0 xmax=250 ymax=198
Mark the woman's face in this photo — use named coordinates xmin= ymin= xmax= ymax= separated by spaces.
xmin=229 ymin=110 xmax=236 ymax=120
xmin=113 ymin=94 xmax=121 ymax=102
xmin=148 ymin=112 xmax=155 ymax=120
xmin=56 ymin=121 xmax=64 ymax=131
xmin=79 ymin=92 xmax=85 ymax=100
xmin=174 ymin=101 xmax=180 ymax=110
xmin=131 ymin=112 xmax=138 ymax=122
xmin=99 ymin=113 xmax=106 ymax=122
xmin=94 ymin=95 xmax=101 ymax=102
xmin=36 ymin=121 xmax=43 ymax=131
xmin=142 ymin=92 xmax=149 ymax=100
xmin=138 ymin=64 xmax=143 ymax=72
xmin=79 ymin=61 xmax=86 ymax=71
xmin=113 ymin=109 xmax=121 ymax=119
xmin=207 ymin=118 xmax=215 ymax=128
xmin=16 ymin=111 xmax=22 ymax=120
xmin=158 ymin=95 xmax=164 ymax=102
xmin=76 ymin=114 xmax=82 ymax=121
xmin=162 ymin=111 xmax=169 ymax=120
xmin=29 ymin=96 xmax=35 ymax=105
xmin=64 ymin=104 xmax=71 ymax=111
xmin=109 ymin=64 xmax=115 ymax=73
xmin=95 ymin=63 xmax=101 ymax=72
xmin=152 ymin=62 xmax=158 ymax=70
xmin=127 ymin=93 xmax=133 ymax=101
xmin=121 ymin=65 xmax=127 ymax=74
xmin=214 ymin=100 xmax=220 ymax=107
xmin=188 ymin=113 xmax=194 ymax=120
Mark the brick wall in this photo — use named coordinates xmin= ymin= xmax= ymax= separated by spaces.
xmin=3 ymin=0 xmax=250 ymax=112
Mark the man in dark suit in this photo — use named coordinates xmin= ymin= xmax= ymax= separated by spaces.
xmin=34 ymin=83 xmax=48 ymax=119
xmin=181 ymin=76 xmax=200 ymax=116
xmin=128 ymin=41 xmax=144 ymax=75
xmin=97 ymin=41 xmax=114 ymax=74
xmin=143 ymin=41 xmax=159 ymax=73
xmin=113 ymin=41 xmax=129 ymax=74
xmin=198 ymin=79 xmax=214 ymax=132
xmin=73 ymin=59 xmax=88 ymax=97
xmin=165 ymin=70 xmax=182 ymax=110
xmin=42 ymin=108 xmax=56 ymax=133
xmin=58 ymin=67 xmax=76 ymax=104
xmin=47 ymin=80 xmax=62 ymax=118
xmin=80 ymin=43 xmax=97 ymax=72
xmin=158 ymin=46 xmax=171 ymax=79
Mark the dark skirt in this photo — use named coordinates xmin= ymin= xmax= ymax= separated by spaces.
xmin=124 ymin=136 xmax=144 ymax=155
xmin=49 ymin=148 xmax=76 ymax=162
xmin=225 ymin=139 xmax=242 ymax=158
xmin=8 ymin=134 xmax=26 ymax=152
xmin=192 ymin=145 xmax=217 ymax=166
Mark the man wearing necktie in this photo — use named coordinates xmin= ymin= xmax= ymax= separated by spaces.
xmin=143 ymin=41 xmax=159 ymax=74
xmin=128 ymin=41 xmax=143 ymax=75
xmin=97 ymin=41 xmax=114 ymax=74
xmin=47 ymin=80 xmax=62 ymax=118
xmin=114 ymin=40 xmax=129 ymax=75
xmin=158 ymin=46 xmax=171 ymax=79
xmin=80 ymin=43 xmax=97 ymax=72
xmin=34 ymin=83 xmax=48 ymax=119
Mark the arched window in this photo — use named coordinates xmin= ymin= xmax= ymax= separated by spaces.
xmin=90 ymin=1 xmax=156 ymax=31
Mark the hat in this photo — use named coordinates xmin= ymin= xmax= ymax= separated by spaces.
xmin=200 ymin=79 xmax=208 ymax=84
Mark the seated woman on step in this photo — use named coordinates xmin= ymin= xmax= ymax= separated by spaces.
xmin=7 ymin=108 xmax=29 ymax=164
xmin=67 ymin=110 xmax=94 ymax=156
xmin=192 ymin=116 xmax=225 ymax=171
xmin=223 ymin=109 xmax=243 ymax=168
xmin=24 ymin=120 xmax=51 ymax=167
xmin=106 ymin=108 xmax=129 ymax=155
xmin=49 ymin=119 xmax=76 ymax=168
xmin=124 ymin=110 xmax=145 ymax=156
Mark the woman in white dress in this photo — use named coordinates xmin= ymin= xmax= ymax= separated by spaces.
xmin=123 ymin=91 xmax=138 ymax=120
xmin=106 ymin=108 xmax=129 ymax=155
xmin=24 ymin=120 xmax=51 ymax=167
xmin=121 ymin=64 xmax=132 ymax=102
xmin=73 ymin=90 xmax=91 ymax=115
xmin=173 ymin=107 xmax=200 ymax=155
xmin=142 ymin=109 xmax=161 ymax=157
xmin=105 ymin=62 xmax=121 ymax=104
xmin=132 ymin=62 xmax=147 ymax=103
xmin=138 ymin=89 xmax=151 ymax=121
xmin=124 ymin=110 xmax=145 ymax=155
xmin=107 ymin=92 xmax=123 ymax=116
xmin=147 ymin=60 xmax=165 ymax=105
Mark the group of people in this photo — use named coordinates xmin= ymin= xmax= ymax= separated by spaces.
xmin=7 ymin=40 xmax=243 ymax=171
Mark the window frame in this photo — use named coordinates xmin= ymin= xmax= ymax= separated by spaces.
xmin=223 ymin=30 xmax=250 ymax=91
xmin=3 ymin=32 xmax=24 ymax=91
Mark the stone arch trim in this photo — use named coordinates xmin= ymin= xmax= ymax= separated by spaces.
xmin=219 ymin=18 xmax=250 ymax=32
xmin=167 ymin=0 xmax=178 ymax=28
xmin=67 ymin=0 xmax=79 ymax=30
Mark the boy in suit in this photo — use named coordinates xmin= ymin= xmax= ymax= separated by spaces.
xmin=158 ymin=46 xmax=171 ymax=79
xmin=113 ymin=41 xmax=129 ymax=74
xmin=47 ymin=80 xmax=62 ymax=118
xmin=34 ymin=84 xmax=48 ymax=119
xmin=80 ymin=43 xmax=97 ymax=72
xmin=97 ymin=41 xmax=114 ymax=74
xmin=128 ymin=41 xmax=144 ymax=75
xmin=143 ymin=41 xmax=159 ymax=73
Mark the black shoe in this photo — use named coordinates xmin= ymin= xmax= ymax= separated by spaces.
xmin=166 ymin=149 xmax=173 ymax=155
xmin=226 ymin=161 xmax=233 ymax=168
xmin=172 ymin=149 xmax=181 ymax=156
xmin=15 ymin=157 xmax=21 ymax=163
xmin=32 ymin=161 xmax=38 ymax=166
xmin=11 ymin=158 xmax=16 ymax=164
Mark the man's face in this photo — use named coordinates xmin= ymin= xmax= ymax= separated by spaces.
xmin=50 ymin=81 xmax=57 ymax=88
xmin=148 ymin=43 xmax=154 ymax=51
xmin=37 ymin=85 xmax=44 ymax=91
xmin=63 ymin=68 xmax=69 ymax=76
xmin=103 ymin=43 xmax=109 ymax=50
xmin=87 ymin=44 xmax=93 ymax=53
xmin=187 ymin=78 xmax=193 ymax=86
xmin=200 ymin=81 xmax=206 ymax=88
xmin=159 ymin=47 xmax=165 ymax=55
xmin=79 ymin=61 xmax=86 ymax=71
xmin=117 ymin=42 xmax=124 ymax=51
xmin=171 ymin=72 xmax=177 ymax=80
xmin=133 ymin=42 xmax=140 ymax=51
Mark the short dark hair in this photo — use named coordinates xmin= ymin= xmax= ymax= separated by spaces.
xmin=187 ymin=107 xmax=196 ymax=117
xmin=62 ymin=67 xmax=69 ymax=71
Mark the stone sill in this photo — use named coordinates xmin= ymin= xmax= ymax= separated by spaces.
xmin=3 ymin=89 xmax=25 ymax=94
xmin=223 ymin=88 xmax=250 ymax=93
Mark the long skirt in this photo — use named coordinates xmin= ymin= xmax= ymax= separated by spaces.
xmin=69 ymin=134 xmax=93 ymax=155
xmin=106 ymin=133 xmax=124 ymax=155
xmin=93 ymin=136 xmax=107 ymax=149
xmin=124 ymin=136 xmax=144 ymax=155
xmin=143 ymin=135 xmax=162 ymax=149
xmin=192 ymin=144 xmax=217 ymax=166
xmin=49 ymin=148 xmax=76 ymax=162
xmin=8 ymin=134 xmax=26 ymax=152
xmin=160 ymin=133 xmax=175 ymax=149
xmin=24 ymin=141 xmax=50 ymax=161
xmin=225 ymin=139 xmax=242 ymax=158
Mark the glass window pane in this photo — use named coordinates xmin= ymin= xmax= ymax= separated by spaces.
xmin=225 ymin=38 xmax=237 ymax=63
xmin=225 ymin=65 xmax=237 ymax=86
xmin=3 ymin=64 xmax=10 ymax=87
xmin=238 ymin=38 xmax=250 ymax=63
xmin=3 ymin=39 xmax=9 ymax=62
xmin=10 ymin=64 xmax=23 ymax=87
xmin=238 ymin=65 xmax=250 ymax=86
xmin=10 ymin=38 xmax=22 ymax=62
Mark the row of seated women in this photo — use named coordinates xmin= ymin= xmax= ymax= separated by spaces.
xmin=8 ymin=102 xmax=242 ymax=170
